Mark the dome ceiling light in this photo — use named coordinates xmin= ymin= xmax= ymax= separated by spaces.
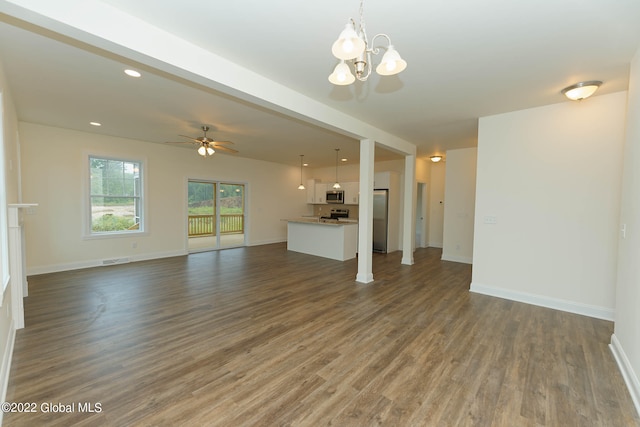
xmin=562 ymin=81 xmax=602 ymax=101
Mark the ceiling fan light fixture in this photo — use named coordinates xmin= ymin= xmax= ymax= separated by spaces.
xmin=562 ymin=80 xmax=602 ymax=101
xmin=197 ymin=144 xmax=215 ymax=156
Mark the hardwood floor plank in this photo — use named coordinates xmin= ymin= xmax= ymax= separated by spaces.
xmin=3 ymin=244 xmax=639 ymax=426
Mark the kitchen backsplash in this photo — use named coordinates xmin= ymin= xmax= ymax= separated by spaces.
xmin=313 ymin=204 xmax=359 ymax=219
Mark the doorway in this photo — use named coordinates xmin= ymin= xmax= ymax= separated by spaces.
xmin=187 ymin=180 xmax=246 ymax=252
xmin=415 ymin=182 xmax=428 ymax=248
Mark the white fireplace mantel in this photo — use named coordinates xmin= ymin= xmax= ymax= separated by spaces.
xmin=8 ymin=203 xmax=37 ymax=329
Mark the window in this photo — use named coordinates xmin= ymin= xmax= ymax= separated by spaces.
xmin=89 ymin=156 xmax=142 ymax=234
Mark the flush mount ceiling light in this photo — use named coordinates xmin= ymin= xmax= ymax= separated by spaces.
xmin=124 ymin=69 xmax=141 ymax=78
xmin=430 ymin=155 xmax=443 ymax=163
xmin=562 ymin=81 xmax=602 ymax=101
xmin=333 ymin=148 xmax=341 ymax=189
xmin=298 ymin=155 xmax=306 ymax=190
xmin=328 ymin=0 xmax=407 ymax=85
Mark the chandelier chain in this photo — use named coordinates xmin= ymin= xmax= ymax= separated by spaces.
xmin=359 ymin=0 xmax=367 ymax=48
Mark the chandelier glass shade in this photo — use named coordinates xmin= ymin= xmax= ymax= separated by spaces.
xmin=329 ymin=0 xmax=407 ymax=85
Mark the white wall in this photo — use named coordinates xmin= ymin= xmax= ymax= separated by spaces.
xmin=442 ymin=148 xmax=477 ymax=263
xmin=471 ymin=91 xmax=627 ymax=320
xmin=612 ymin=46 xmax=640 ymax=414
xmin=0 ymin=58 xmax=21 ymax=422
xmin=19 ymin=123 xmax=308 ymax=274
xmin=428 ymin=162 xmax=445 ymax=248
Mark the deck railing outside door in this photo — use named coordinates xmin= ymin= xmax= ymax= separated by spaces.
xmin=188 ymin=214 xmax=244 ymax=237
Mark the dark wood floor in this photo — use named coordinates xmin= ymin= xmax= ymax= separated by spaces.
xmin=4 ymin=244 xmax=639 ymax=426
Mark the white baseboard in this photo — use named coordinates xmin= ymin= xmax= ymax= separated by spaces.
xmin=428 ymin=242 xmax=443 ymax=249
xmin=469 ymin=282 xmax=615 ymax=321
xmin=248 ymin=238 xmax=286 ymax=247
xmin=441 ymin=253 xmax=473 ymax=264
xmin=27 ymin=249 xmax=188 ymax=276
xmin=610 ymin=334 xmax=640 ymax=417
xmin=0 ymin=318 xmax=16 ymax=426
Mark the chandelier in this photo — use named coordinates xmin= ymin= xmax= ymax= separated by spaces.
xmin=328 ymin=0 xmax=407 ymax=85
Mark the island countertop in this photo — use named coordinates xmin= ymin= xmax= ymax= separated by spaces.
xmin=284 ymin=217 xmax=358 ymax=226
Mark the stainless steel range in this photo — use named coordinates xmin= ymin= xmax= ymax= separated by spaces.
xmin=320 ymin=208 xmax=349 ymax=221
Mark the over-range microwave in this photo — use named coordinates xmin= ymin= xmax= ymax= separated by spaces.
xmin=326 ymin=190 xmax=344 ymax=204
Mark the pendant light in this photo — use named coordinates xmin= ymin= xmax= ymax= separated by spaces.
xmin=332 ymin=148 xmax=341 ymax=189
xmin=297 ymin=155 xmax=306 ymax=190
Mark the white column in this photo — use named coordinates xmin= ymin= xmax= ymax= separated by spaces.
xmin=8 ymin=204 xmax=37 ymax=329
xmin=402 ymin=155 xmax=416 ymax=265
xmin=356 ymin=139 xmax=375 ymax=283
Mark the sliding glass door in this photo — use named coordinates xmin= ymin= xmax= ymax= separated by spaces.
xmin=187 ymin=180 xmax=245 ymax=252
xmin=219 ymin=183 xmax=245 ymax=249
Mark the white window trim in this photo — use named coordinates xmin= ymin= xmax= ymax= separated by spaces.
xmin=83 ymin=153 xmax=148 ymax=240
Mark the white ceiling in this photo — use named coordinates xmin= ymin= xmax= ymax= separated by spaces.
xmin=0 ymin=0 xmax=639 ymax=167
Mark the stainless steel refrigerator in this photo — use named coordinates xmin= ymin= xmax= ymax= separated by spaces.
xmin=373 ymin=189 xmax=389 ymax=253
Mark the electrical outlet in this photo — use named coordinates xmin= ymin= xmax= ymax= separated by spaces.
xmin=484 ymin=215 xmax=497 ymax=224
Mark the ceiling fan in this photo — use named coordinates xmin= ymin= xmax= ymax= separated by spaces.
xmin=167 ymin=125 xmax=238 ymax=157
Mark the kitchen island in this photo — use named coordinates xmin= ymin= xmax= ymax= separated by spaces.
xmin=286 ymin=218 xmax=358 ymax=261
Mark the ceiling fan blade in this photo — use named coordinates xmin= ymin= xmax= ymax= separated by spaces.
xmin=178 ymin=135 xmax=202 ymax=143
xmin=165 ymin=141 xmax=197 ymax=145
xmin=211 ymin=140 xmax=234 ymax=145
xmin=213 ymin=145 xmax=238 ymax=154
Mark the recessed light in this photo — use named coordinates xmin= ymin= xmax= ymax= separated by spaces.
xmin=341 ymin=158 xmax=347 ymax=162
xmin=90 ymin=122 xmax=102 ymax=127
xmin=124 ymin=69 xmax=141 ymax=78
xmin=303 ymin=163 xmax=309 ymax=167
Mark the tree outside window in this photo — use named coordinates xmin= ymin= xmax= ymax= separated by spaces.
xmin=89 ymin=157 xmax=142 ymax=233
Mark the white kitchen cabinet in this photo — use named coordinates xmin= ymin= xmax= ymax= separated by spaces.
xmin=374 ymin=172 xmax=391 ymax=189
xmin=314 ymin=182 xmax=327 ymax=204
xmin=342 ymin=181 xmax=359 ymax=205
xmin=306 ymin=179 xmax=317 ymax=204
